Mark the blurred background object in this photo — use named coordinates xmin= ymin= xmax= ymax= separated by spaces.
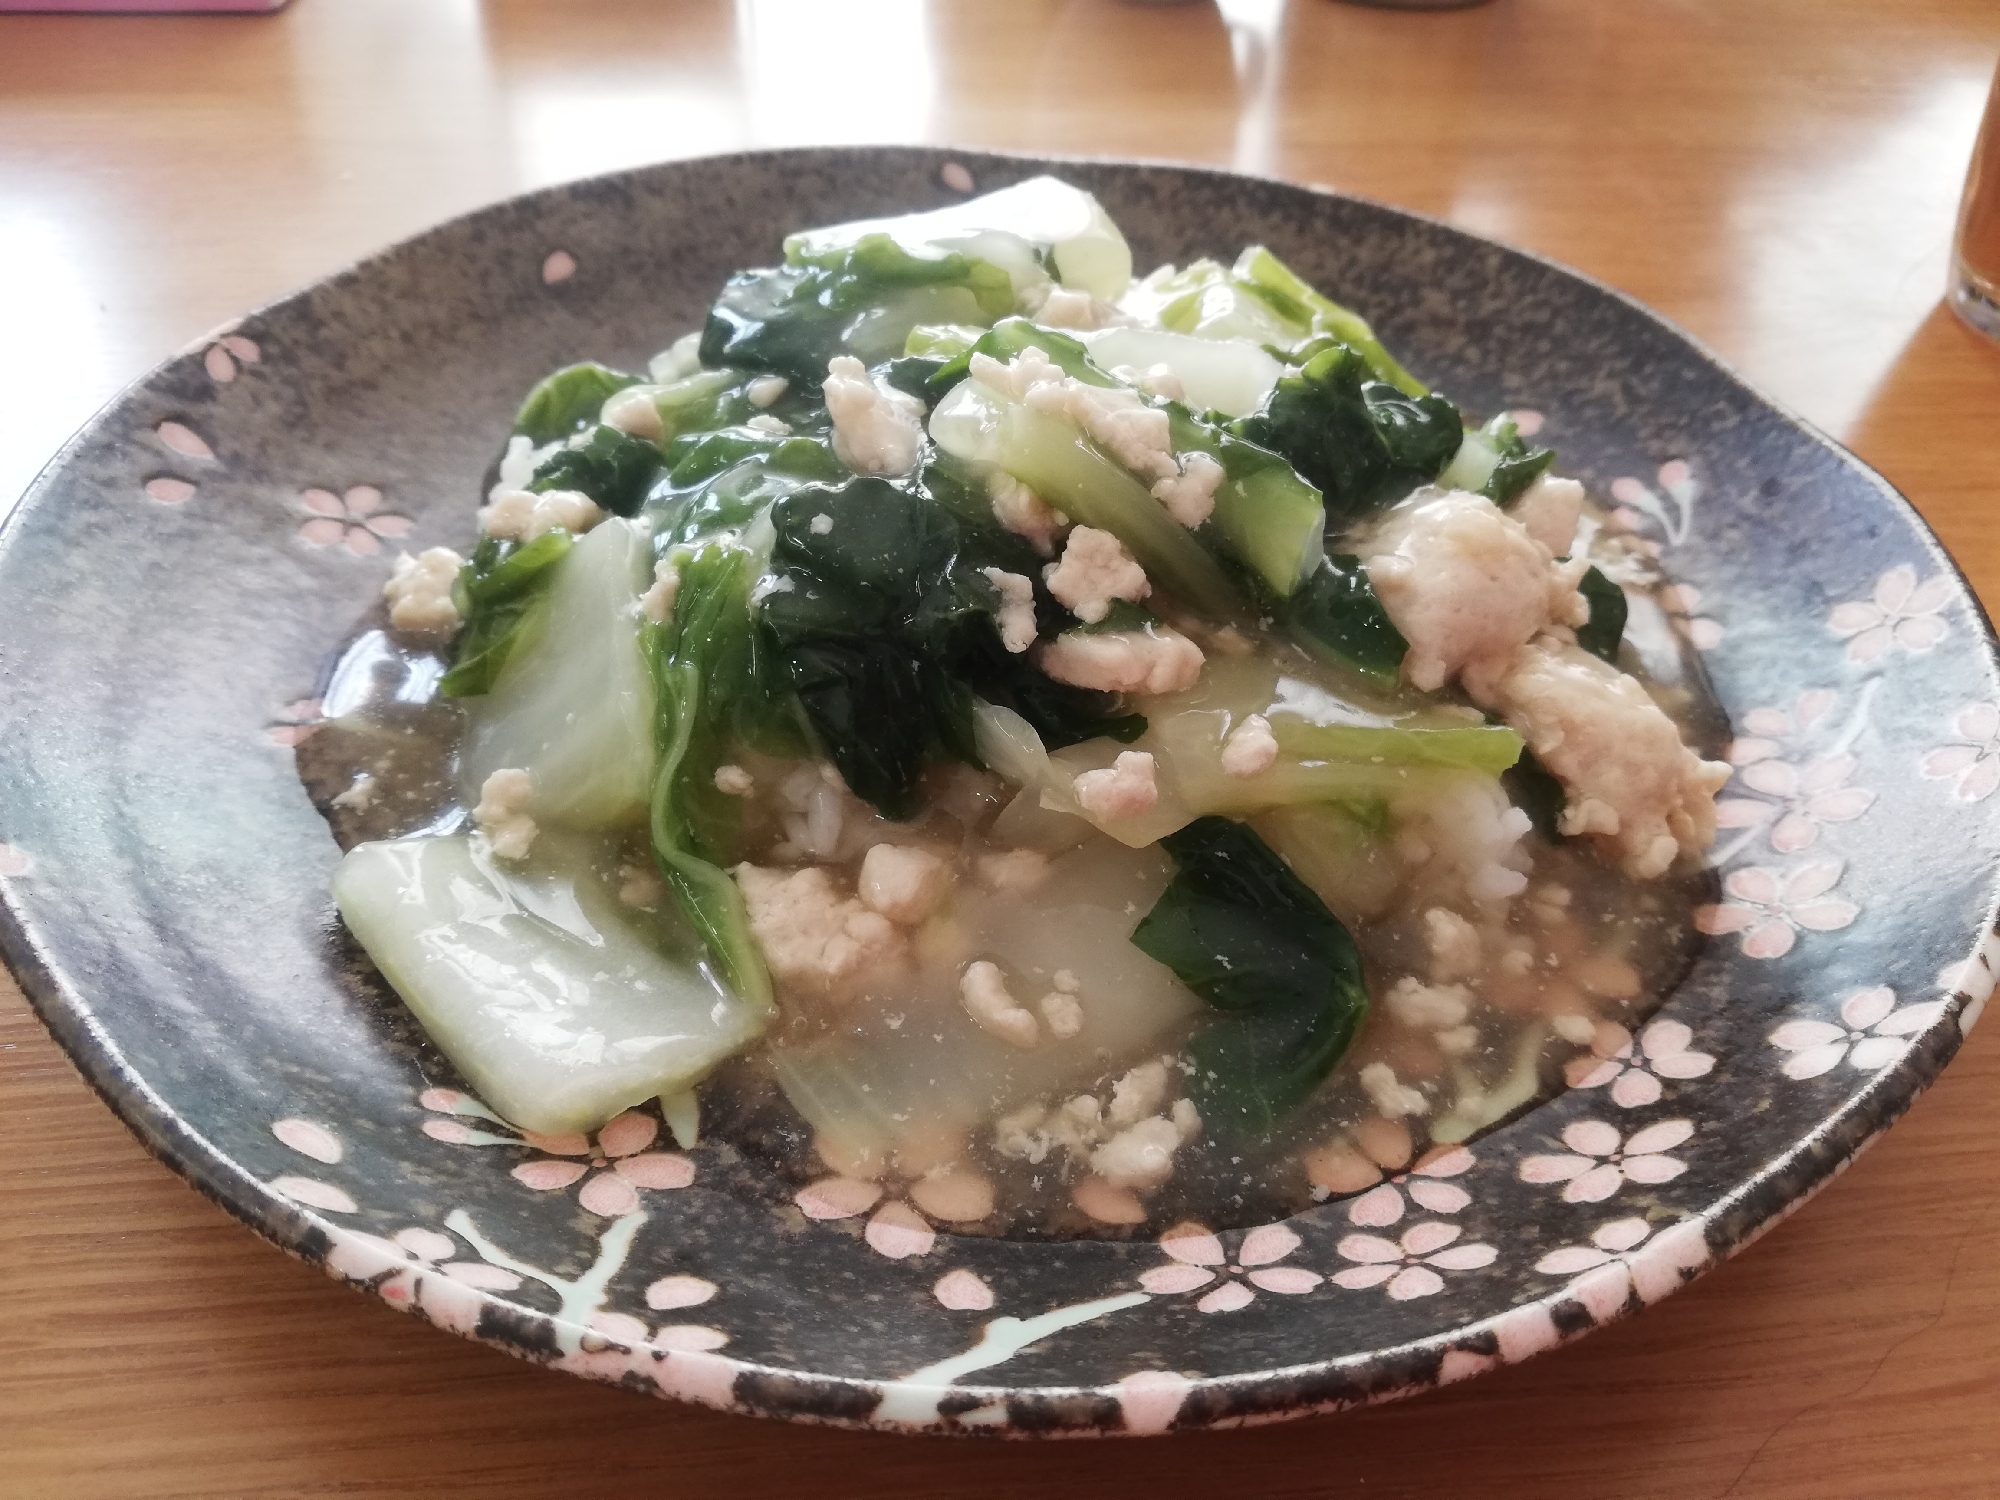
xmin=0 ymin=0 xmax=288 ymax=11
xmin=1950 ymin=58 xmax=2000 ymax=340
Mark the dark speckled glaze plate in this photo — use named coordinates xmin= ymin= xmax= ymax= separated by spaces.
xmin=4 ymin=148 xmax=1999 ymax=1436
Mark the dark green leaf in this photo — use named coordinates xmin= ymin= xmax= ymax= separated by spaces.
xmin=527 ymin=425 xmax=664 ymax=517
xmin=702 ymin=234 xmax=1013 ymax=385
xmin=1231 ymin=343 xmax=1462 ymax=529
xmin=759 ymin=477 xmax=1143 ymax=815
xmin=1502 ymin=746 xmax=1568 ymax=845
xmin=884 ymin=354 xmax=951 ymax=406
xmin=1131 ymin=816 xmax=1370 ymax=1138
xmin=1286 ymin=553 xmax=1408 ymax=679
xmin=512 ymin=363 xmax=640 ymax=445
xmin=1482 ymin=416 xmax=1557 ymax=504
xmin=437 ymin=531 xmax=574 ymax=697
xmin=1574 ymin=563 xmax=1628 ymax=664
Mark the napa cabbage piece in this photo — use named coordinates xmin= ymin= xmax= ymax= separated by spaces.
xmin=974 ymin=655 xmax=1522 ymax=848
xmin=647 ymin=540 xmax=790 ymax=1009
xmin=929 ymin=319 xmax=1324 ymax=599
xmin=1132 ymin=816 xmax=1370 ymax=1137
xmin=1076 ymin=325 xmax=1283 ymax=418
xmin=459 ymin=518 xmax=656 ymax=830
xmin=930 ymin=379 xmax=1235 ymax=618
xmin=769 ymin=837 xmax=1200 ymax=1159
xmin=438 ymin=529 xmax=573 ymax=698
xmin=333 ymin=832 xmax=770 ymax=1135
xmin=785 ymin=175 xmax=1133 ymax=304
xmin=1119 ymin=246 xmax=1422 ymax=396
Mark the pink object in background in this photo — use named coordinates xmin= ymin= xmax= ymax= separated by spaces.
xmin=0 ymin=0 xmax=289 ymax=10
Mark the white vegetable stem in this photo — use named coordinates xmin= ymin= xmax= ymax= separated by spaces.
xmin=458 ymin=518 xmax=657 ymax=831
xmin=334 ymin=833 xmax=770 ymax=1136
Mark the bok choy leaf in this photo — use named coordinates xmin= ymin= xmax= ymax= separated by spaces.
xmin=1131 ymin=816 xmax=1370 ymax=1137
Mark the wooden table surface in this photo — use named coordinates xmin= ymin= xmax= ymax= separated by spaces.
xmin=6 ymin=1 xmax=2000 ymax=1495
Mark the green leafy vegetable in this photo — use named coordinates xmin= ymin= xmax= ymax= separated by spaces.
xmin=438 ymin=531 xmax=573 ymax=697
xmin=931 ymin=319 xmax=1324 ymax=598
xmin=760 ymin=478 xmax=1141 ymax=818
xmin=1162 ymin=406 xmax=1326 ymax=598
xmin=1502 ymin=746 xmax=1568 ymax=845
xmin=646 ymin=428 xmax=847 ymax=548
xmin=1574 ymin=564 xmax=1628 ymax=664
xmin=759 ymin=482 xmax=962 ymax=817
xmin=701 ymin=233 xmax=1014 ymax=385
xmin=1131 ymin=816 xmax=1370 ymax=1137
xmin=1232 ymin=343 xmax=1462 ymax=530
xmin=883 ymin=354 xmax=954 ymax=408
xmin=1481 ymin=416 xmax=1556 ymax=504
xmin=528 ymin=425 xmax=664 ymax=517
xmin=1230 ymin=246 xmax=1426 ymax=396
xmin=1287 ymin=553 xmax=1409 ymax=679
xmin=647 ymin=542 xmax=785 ymax=1008
xmin=513 ymin=362 xmax=640 ymax=445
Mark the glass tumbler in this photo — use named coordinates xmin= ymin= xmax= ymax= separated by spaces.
xmin=1951 ymin=61 xmax=2000 ymax=341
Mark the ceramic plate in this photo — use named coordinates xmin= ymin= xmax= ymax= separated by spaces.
xmin=4 ymin=148 xmax=1997 ymax=1436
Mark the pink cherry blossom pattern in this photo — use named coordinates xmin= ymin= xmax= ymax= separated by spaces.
xmin=1921 ymin=702 xmax=2000 ymax=803
xmin=542 ymin=250 xmax=578 ymax=284
xmin=1332 ymin=1221 xmax=1497 ymax=1300
xmin=1344 ymin=1145 xmax=1474 ymax=1228
xmin=510 ymin=1111 xmax=695 ymax=1216
xmin=567 ymin=1309 xmax=731 ymax=1388
xmin=644 ymin=1274 xmax=719 ymax=1311
xmin=1828 ymin=564 xmax=1952 ymax=665
xmin=325 ymin=1225 xmax=520 ymax=1336
xmin=155 ymin=421 xmax=215 ymax=460
xmin=1727 ymin=690 xmax=1840 ymax=768
xmin=264 ymin=696 xmax=323 ymax=747
xmin=1938 ymin=929 xmax=2000 ymax=1008
xmin=143 ymin=476 xmax=197 ymax=505
xmin=1607 ymin=459 xmax=1698 ymax=547
xmin=1518 ymin=1119 xmax=1693 ymax=1203
xmin=1533 ymin=1216 xmax=1711 ymax=1322
xmin=0 ymin=844 xmax=32 ymax=878
xmin=300 ymin=484 xmax=414 ymax=556
xmin=1138 ymin=1221 xmax=1323 ymax=1313
xmin=1768 ymin=986 xmax=1949 ymax=1080
xmin=1654 ymin=580 xmax=1724 ymax=651
xmin=1565 ymin=1019 xmax=1716 ymax=1108
xmin=1714 ymin=754 xmax=1874 ymax=854
xmin=792 ymin=1165 xmax=995 ymax=1261
xmin=271 ymin=1117 xmax=343 ymax=1164
xmin=939 ymin=160 xmax=977 ymax=194
xmin=933 ymin=1268 xmax=995 ymax=1311
xmin=202 ymin=332 xmax=261 ymax=383
xmin=1693 ymin=860 xmax=1858 ymax=959
xmin=1116 ymin=1370 xmax=1192 ymax=1435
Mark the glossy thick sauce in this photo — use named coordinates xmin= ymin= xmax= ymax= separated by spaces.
xmin=304 ymin=511 xmax=1717 ymax=1238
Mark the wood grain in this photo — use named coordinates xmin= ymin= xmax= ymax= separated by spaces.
xmin=5 ymin=1 xmax=2000 ymax=1494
